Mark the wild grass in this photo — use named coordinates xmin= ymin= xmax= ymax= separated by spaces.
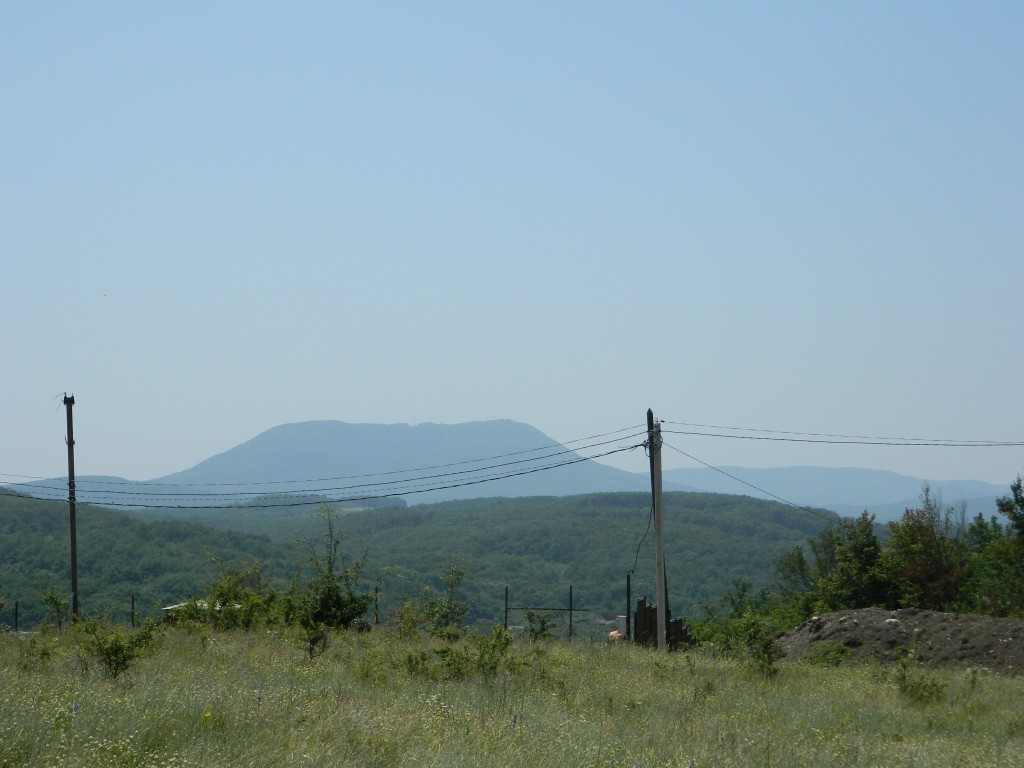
xmin=2 ymin=626 xmax=1023 ymax=767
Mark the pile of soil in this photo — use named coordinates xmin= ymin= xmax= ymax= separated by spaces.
xmin=777 ymin=607 xmax=1024 ymax=675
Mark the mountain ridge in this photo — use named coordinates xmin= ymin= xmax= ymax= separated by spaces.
xmin=663 ymin=465 xmax=1008 ymax=523
xmin=6 ymin=420 xmax=1014 ymax=521
xmin=152 ymin=419 xmax=665 ymax=504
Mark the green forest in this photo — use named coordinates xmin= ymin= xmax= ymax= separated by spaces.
xmin=1 ymin=489 xmax=834 ymax=632
xmin=4 ymin=475 xmax=1023 ymax=636
xmin=0 ymin=490 xmax=303 ymax=628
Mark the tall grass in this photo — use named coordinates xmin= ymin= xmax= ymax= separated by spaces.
xmin=1 ymin=626 xmax=1022 ymax=767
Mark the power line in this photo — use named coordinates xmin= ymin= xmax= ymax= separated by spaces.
xmin=0 ymin=430 xmax=648 ymax=502
xmin=661 ymin=421 xmax=1024 ymax=447
xmin=629 ymin=501 xmax=654 ymax=576
xmin=0 ymin=425 xmax=648 ymax=492
xmin=0 ymin=443 xmax=645 ymax=510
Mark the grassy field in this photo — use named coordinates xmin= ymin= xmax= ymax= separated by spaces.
xmin=2 ymin=626 xmax=1023 ymax=767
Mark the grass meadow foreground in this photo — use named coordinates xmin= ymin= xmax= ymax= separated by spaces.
xmin=2 ymin=625 xmax=1023 ymax=767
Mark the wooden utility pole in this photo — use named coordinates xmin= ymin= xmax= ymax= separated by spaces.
xmin=64 ymin=394 xmax=79 ymax=621
xmin=647 ymin=408 xmax=666 ymax=650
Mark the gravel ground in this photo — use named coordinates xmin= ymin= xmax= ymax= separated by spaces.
xmin=777 ymin=607 xmax=1024 ymax=675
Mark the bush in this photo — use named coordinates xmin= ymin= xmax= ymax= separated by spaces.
xmin=396 ymin=557 xmax=470 ymax=640
xmin=803 ymin=640 xmax=851 ymax=667
xmin=287 ymin=508 xmax=374 ymax=639
xmin=40 ymin=587 xmax=68 ymax=632
xmin=469 ymin=626 xmax=514 ymax=678
xmin=738 ymin=612 xmax=782 ymax=679
xmin=524 ymin=610 xmax=557 ymax=642
xmin=404 ymin=626 xmax=519 ymax=681
xmin=893 ymin=656 xmax=948 ymax=705
xmin=78 ymin=618 xmax=162 ymax=679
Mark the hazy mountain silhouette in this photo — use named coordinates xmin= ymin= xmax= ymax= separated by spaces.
xmin=152 ymin=420 xmax=665 ymax=505
xmin=663 ymin=466 xmax=1008 ymax=523
xmin=8 ymin=421 xmax=1012 ymax=520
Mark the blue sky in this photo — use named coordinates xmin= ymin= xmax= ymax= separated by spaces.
xmin=3 ymin=3 xmax=1021 ymax=487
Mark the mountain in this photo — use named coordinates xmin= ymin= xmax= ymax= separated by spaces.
xmin=151 ymin=420 xmax=674 ymax=506
xmin=3 ymin=475 xmax=225 ymax=508
xmin=10 ymin=421 xmax=674 ymax=508
xmin=663 ymin=466 xmax=1009 ymax=523
xmin=7 ymin=420 xmax=1012 ymax=520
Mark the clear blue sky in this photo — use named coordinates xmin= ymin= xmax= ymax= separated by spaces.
xmin=3 ymin=3 xmax=1021 ymax=487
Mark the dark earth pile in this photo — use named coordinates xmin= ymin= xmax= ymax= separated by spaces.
xmin=777 ymin=607 xmax=1024 ymax=675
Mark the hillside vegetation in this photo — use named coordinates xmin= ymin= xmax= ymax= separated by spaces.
xmin=6 ymin=480 xmax=1024 ymax=766
xmin=0 ymin=491 xmax=303 ymax=628
xmin=1 ymin=490 xmax=835 ymax=631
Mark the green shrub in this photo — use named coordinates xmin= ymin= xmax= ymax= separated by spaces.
xmin=297 ymin=615 xmax=331 ymax=660
xmin=18 ymin=636 xmax=55 ymax=671
xmin=40 ymin=587 xmax=67 ymax=632
xmin=524 ymin=610 xmax=557 ymax=642
xmin=404 ymin=626 xmax=520 ymax=682
xmin=738 ymin=612 xmax=782 ymax=679
xmin=803 ymin=640 xmax=851 ymax=667
xmin=469 ymin=625 xmax=514 ymax=678
xmin=395 ymin=557 xmax=471 ymax=640
xmin=405 ymin=644 xmax=472 ymax=681
xmin=78 ymin=618 xmax=162 ymax=679
xmin=893 ymin=656 xmax=948 ymax=705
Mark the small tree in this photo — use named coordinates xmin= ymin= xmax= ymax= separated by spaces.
xmin=284 ymin=576 xmax=332 ymax=660
xmin=996 ymin=475 xmax=1024 ymax=538
xmin=818 ymin=512 xmax=888 ymax=610
xmin=524 ymin=610 xmax=557 ymax=642
xmin=424 ymin=557 xmax=469 ymax=639
xmin=41 ymin=587 xmax=68 ymax=632
xmin=882 ymin=486 xmax=969 ymax=610
xmin=284 ymin=507 xmax=373 ymax=657
xmin=399 ymin=557 xmax=471 ymax=640
xmin=303 ymin=507 xmax=372 ymax=629
xmin=965 ymin=513 xmax=1005 ymax=551
xmin=958 ymin=475 xmax=1024 ymax=616
xmin=78 ymin=618 xmax=162 ymax=679
xmin=186 ymin=558 xmax=276 ymax=630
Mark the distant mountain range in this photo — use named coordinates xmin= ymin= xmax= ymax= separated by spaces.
xmin=663 ymin=466 xmax=1008 ymax=524
xmin=7 ymin=420 xmax=1013 ymax=523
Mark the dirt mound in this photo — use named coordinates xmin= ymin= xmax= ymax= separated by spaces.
xmin=777 ymin=607 xmax=1024 ymax=675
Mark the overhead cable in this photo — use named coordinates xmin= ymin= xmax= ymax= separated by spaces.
xmin=0 ymin=443 xmax=644 ymax=510
xmin=662 ymin=421 xmax=1023 ymax=447
xmin=0 ymin=430 xmax=648 ymax=501
xmin=661 ymin=440 xmax=839 ymax=524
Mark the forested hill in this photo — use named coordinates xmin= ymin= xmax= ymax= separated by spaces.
xmin=0 ymin=491 xmax=302 ymax=628
xmin=332 ymin=492 xmax=840 ymax=628
xmin=2 ymin=487 xmax=839 ymax=632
